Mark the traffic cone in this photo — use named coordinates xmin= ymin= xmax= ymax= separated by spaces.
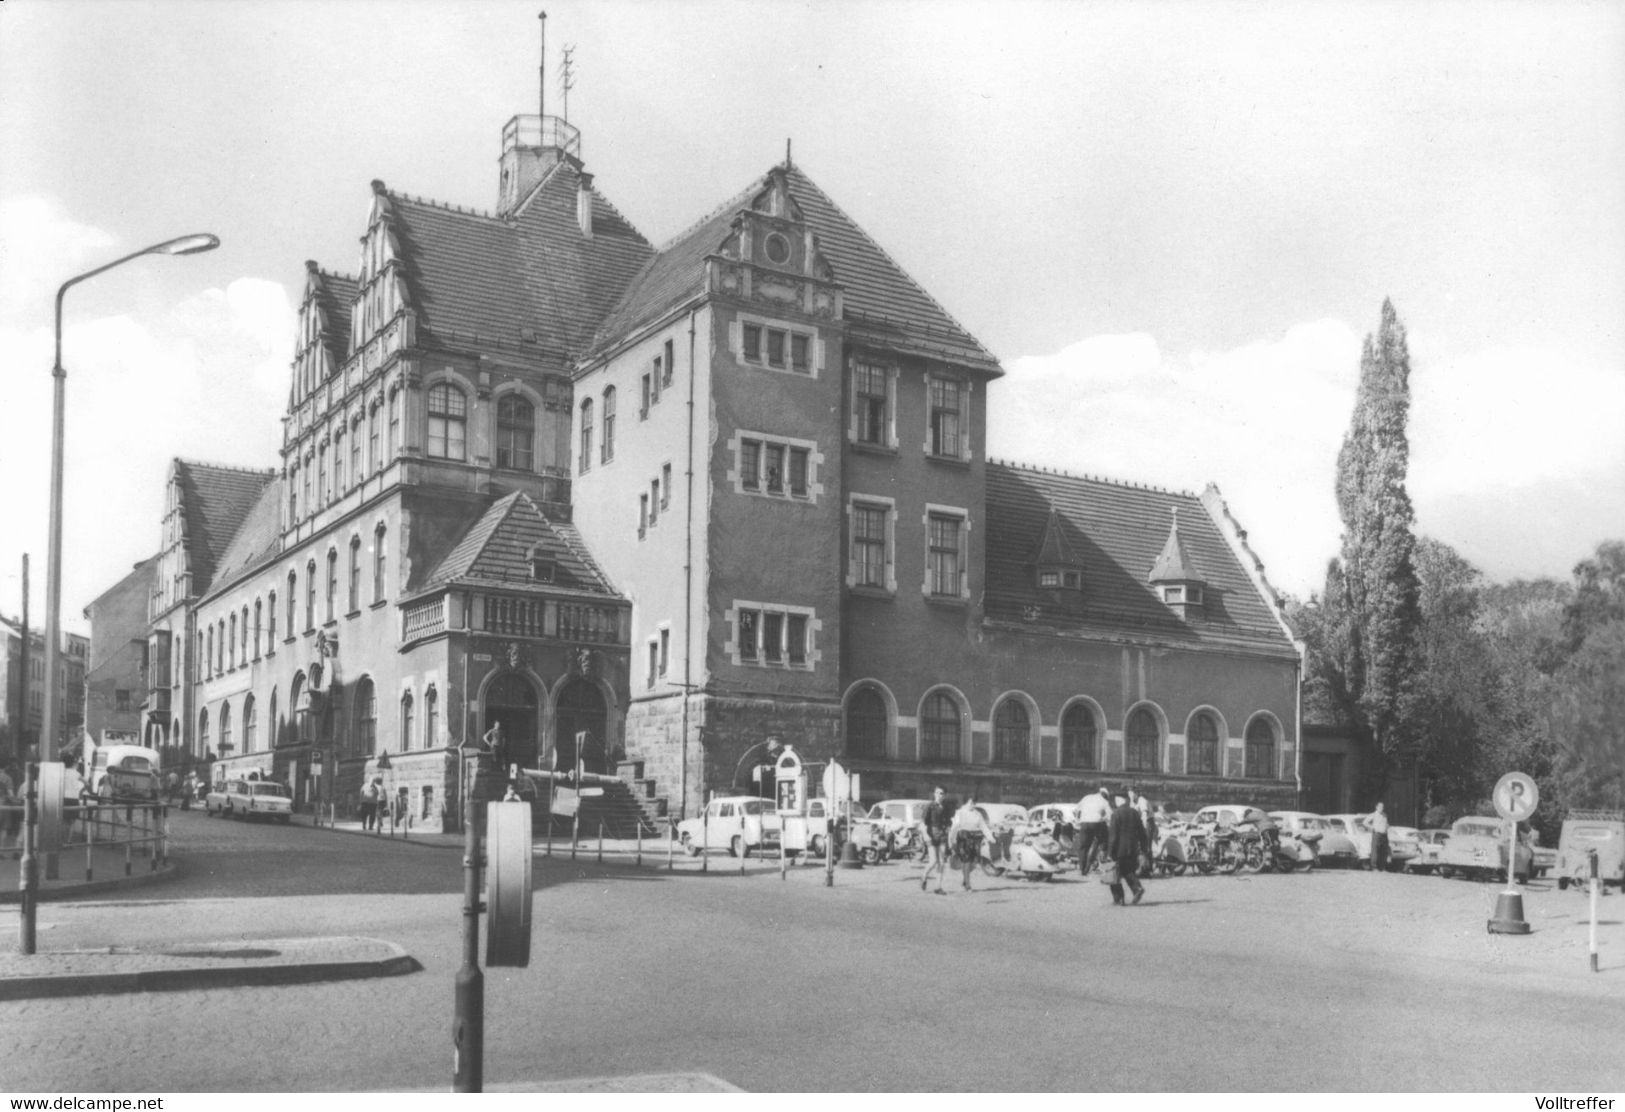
xmin=838 ymin=839 xmax=864 ymax=869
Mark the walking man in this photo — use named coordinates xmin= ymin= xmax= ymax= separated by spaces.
xmin=1106 ymin=791 xmax=1147 ymax=906
xmin=1368 ymin=801 xmax=1391 ymax=872
xmin=919 ymin=785 xmax=951 ymax=895
xmin=1077 ymin=785 xmax=1111 ymax=875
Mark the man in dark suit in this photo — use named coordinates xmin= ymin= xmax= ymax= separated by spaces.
xmin=1107 ymin=791 xmax=1147 ymax=906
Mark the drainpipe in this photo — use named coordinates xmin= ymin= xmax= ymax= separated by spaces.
xmin=1294 ymin=639 xmax=1305 ymax=805
xmin=680 ymin=308 xmax=697 ymax=820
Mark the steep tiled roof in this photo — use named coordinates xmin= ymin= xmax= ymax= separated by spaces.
xmin=984 ymin=462 xmax=1292 ymax=654
xmin=209 ymin=477 xmax=285 ymax=592
xmin=1148 ymin=510 xmax=1204 ymax=584
xmin=173 ymin=461 xmax=278 ymax=597
xmin=422 ymin=491 xmax=620 ymax=599
xmin=590 ymin=164 xmax=1001 ymax=374
xmin=1031 ymin=508 xmax=1084 ymax=567
xmin=378 ymin=165 xmax=651 ymax=361
xmin=313 ymin=267 xmax=356 ymax=366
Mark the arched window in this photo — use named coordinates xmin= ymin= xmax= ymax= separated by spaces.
xmin=239 ymin=607 xmax=248 ymax=664
xmin=267 ymin=591 xmax=278 ymax=652
xmin=1061 ymin=702 xmax=1098 ymax=769
xmin=401 ymin=691 xmax=415 ymax=752
xmin=1126 ymin=707 xmax=1160 ymax=773
xmin=326 ymin=549 xmax=338 ymax=623
xmin=198 ymin=708 xmax=210 ymax=756
xmin=220 ymin=700 xmax=233 ymax=753
xmin=427 ymin=383 xmax=468 ymax=460
xmin=845 ymin=686 xmax=887 ymax=757
xmin=993 ymin=699 xmax=1031 ymax=765
xmin=355 ymin=677 xmax=377 ymax=755
xmin=288 ymin=465 xmax=299 ymax=523
xmin=369 ymin=405 xmax=382 ymax=474
xmin=305 ymin=559 xmax=317 ymax=630
xmin=497 ymin=395 xmax=535 ymax=470
xmin=920 ymin=691 xmax=961 ymax=763
xmin=579 ymin=398 xmax=593 ymax=472
xmin=333 ymin=429 xmax=345 ymax=493
xmin=286 ymin=572 xmax=297 ymax=634
xmin=601 ymin=386 xmax=616 ymax=463
xmin=317 ymin=442 xmax=328 ymax=505
xmin=218 ymin=619 xmax=226 ymax=674
xmin=1188 ymin=712 xmax=1220 ymax=776
xmin=425 ymin=686 xmax=438 ymax=750
xmin=387 ymin=389 xmax=402 ymax=461
xmin=1246 ymin=717 xmax=1277 ymax=779
xmin=289 ymin=673 xmax=307 ymax=743
xmin=348 ymin=537 xmax=361 ymax=612
xmin=243 ymin=694 xmax=256 ymax=753
xmin=373 ymin=525 xmax=388 ymax=602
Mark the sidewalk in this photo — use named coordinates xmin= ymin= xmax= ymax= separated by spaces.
xmin=0 ymin=842 xmax=174 ymax=903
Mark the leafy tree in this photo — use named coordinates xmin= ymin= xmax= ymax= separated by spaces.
xmin=1561 ymin=540 xmax=1625 ymax=655
xmin=1549 ymin=618 xmax=1625 ymax=811
xmin=1321 ymin=299 xmax=1425 ymax=799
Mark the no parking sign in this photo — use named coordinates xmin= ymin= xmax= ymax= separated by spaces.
xmin=1494 ymin=772 xmax=1539 ymax=822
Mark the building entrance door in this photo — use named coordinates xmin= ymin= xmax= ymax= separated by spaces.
xmin=554 ymin=678 xmax=607 ymax=775
xmin=482 ymin=673 xmax=539 ymax=772
xmin=1302 ymin=751 xmax=1344 ymax=815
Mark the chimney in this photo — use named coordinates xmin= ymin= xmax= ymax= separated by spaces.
xmin=577 ymin=172 xmax=594 ymax=238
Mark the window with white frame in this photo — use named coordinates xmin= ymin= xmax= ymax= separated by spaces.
xmin=848 ymin=497 xmax=895 ymax=590
xmin=496 ymin=395 xmax=535 ymax=470
xmin=925 ymin=508 xmax=968 ymax=598
xmin=926 ymin=374 xmax=968 ymax=459
xmin=729 ymin=602 xmax=816 ymax=669
xmin=851 ymin=361 xmax=894 ymax=447
xmin=427 ymin=383 xmax=467 ymax=460
xmin=732 ymin=432 xmax=817 ymax=501
xmin=737 ymin=317 xmax=815 ymax=375
xmin=601 ymin=387 xmax=616 ymax=463
xmin=579 ymin=398 xmax=593 ymax=472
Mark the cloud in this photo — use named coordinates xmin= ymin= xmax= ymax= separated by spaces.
xmin=0 ymin=196 xmax=116 ymax=319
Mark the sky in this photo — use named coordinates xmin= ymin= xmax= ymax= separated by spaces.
xmin=2 ymin=0 xmax=1622 ymax=636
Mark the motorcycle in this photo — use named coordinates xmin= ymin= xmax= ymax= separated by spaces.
xmin=959 ymin=826 xmax=1066 ymax=881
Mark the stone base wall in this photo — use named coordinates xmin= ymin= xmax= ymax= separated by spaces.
xmin=333 ymin=750 xmax=458 ymax=833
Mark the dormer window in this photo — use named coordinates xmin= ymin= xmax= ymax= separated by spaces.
xmin=1039 ymin=571 xmax=1060 ymax=589
xmin=1148 ymin=507 xmax=1207 ymax=619
xmin=526 ymin=544 xmax=555 ymax=584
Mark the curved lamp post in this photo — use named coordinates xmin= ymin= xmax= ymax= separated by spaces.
xmin=41 ymin=233 xmax=220 ymax=763
xmin=731 ymin=735 xmax=783 ymax=794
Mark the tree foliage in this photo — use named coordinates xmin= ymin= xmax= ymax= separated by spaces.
xmin=1318 ymin=299 xmax=1425 ymax=796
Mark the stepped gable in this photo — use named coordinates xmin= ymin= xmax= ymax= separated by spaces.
xmin=173 ymin=461 xmax=278 ymax=597
xmin=511 ymin=162 xmax=654 ymax=357
xmin=207 ymin=478 xmax=285 ymax=593
xmin=984 ymin=462 xmax=1293 ymax=653
xmin=311 ymin=265 xmax=357 ymax=368
xmin=588 ymin=162 xmax=1001 ymax=375
xmin=423 ymin=491 xmax=620 ymax=599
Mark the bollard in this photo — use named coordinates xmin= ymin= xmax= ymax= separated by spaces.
xmin=85 ymin=807 xmax=94 ymax=882
xmin=19 ymin=764 xmax=38 ymax=954
xmin=780 ymin=831 xmax=787 ymax=881
xmin=571 ymin=807 xmax=580 ymax=862
xmin=702 ymin=810 xmax=709 ymax=873
xmin=636 ymin=823 xmax=643 ymax=868
xmin=125 ymin=842 xmax=132 ymax=877
xmin=668 ymin=825 xmax=674 ymax=871
xmin=545 ymin=820 xmax=552 ymax=858
xmin=1589 ymin=849 xmax=1600 ymax=973
xmin=740 ymin=836 xmax=746 ymax=877
xmin=597 ymin=822 xmax=604 ymax=864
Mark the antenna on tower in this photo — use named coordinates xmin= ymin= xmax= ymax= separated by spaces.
xmin=559 ymin=43 xmax=577 ymax=122
xmin=538 ymin=11 xmax=547 ymax=120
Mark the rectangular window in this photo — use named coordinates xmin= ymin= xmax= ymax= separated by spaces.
xmin=661 ymin=462 xmax=672 ymax=509
xmin=928 ymin=513 xmax=963 ymax=597
xmin=790 ymin=333 xmax=809 ymax=374
xmin=370 ymin=408 xmax=381 ymax=473
xmin=740 ymin=439 xmax=762 ymax=491
xmin=929 ymin=377 xmax=963 ymax=458
xmin=788 ymin=448 xmax=808 ymax=498
xmin=766 ymin=329 xmax=786 ymax=369
xmin=639 ymin=493 xmax=649 ymax=539
xmin=649 ymin=479 xmax=660 ymax=526
xmin=640 ymin=373 xmax=652 ymax=418
xmin=738 ymin=609 xmax=758 ymax=661
xmin=786 ymin=615 xmax=807 ymax=665
xmin=764 ymin=444 xmax=785 ymax=494
xmin=853 ymin=363 xmax=889 ymax=445
xmin=388 ymin=391 xmax=401 ymax=462
xmin=647 ymin=641 xmax=659 ymax=688
xmin=662 ymin=339 xmax=675 ymax=387
xmin=651 ymin=356 xmax=662 ymax=403
xmin=742 ymin=324 xmax=762 ymax=363
xmin=852 ymin=503 xmax=888 ymax=588
xmin=350 ymin=427 xmax=361 ymax=487
xmin=762 ymin=612 xmax=783 ymax=663
xmin=658 ymin=628 xmax=669 ymax=677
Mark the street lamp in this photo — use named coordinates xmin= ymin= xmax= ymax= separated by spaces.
xmin=41 ymin=233 xmax=220 ymax=764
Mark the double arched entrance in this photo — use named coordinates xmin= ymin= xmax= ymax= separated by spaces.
xmin=481 ymin=672 xmax=609 ymax=775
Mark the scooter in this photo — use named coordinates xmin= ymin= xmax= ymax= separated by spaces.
xmin=980 ymin=826 xmax=1066 ymax=881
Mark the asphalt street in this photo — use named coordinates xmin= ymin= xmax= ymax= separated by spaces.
xmin=2 ymin=810 xmax=1622 ymax=1092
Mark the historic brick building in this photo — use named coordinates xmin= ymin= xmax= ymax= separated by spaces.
xmin=93 ymin=96 xmax=1302 ymax=829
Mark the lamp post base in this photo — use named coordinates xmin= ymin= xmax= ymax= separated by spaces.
xmin=1488 ymin=889 xmax=1531 ymax=934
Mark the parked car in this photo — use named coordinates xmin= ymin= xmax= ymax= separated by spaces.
xmin=1325 ymin=814 xmax=1375 ymax=865
xmin=1269 ymin=811 xmax=1360 ymax=867
xmin=867 ymin=799 xmax=931 ymax=838
xmin=805 ymin=797 xmax=874 ymax=858
xmin=1554 ymin=812 xmax=1625 ymax=891
xmin=88 ymin=743 xmax=162 ymax=802
xmin=1386 ymin=825 xmax=1421 ymax=871
xmin=1193 ymin=804 xmax=1274 ymax=829
xmin=676 ymin=795 xmax=781 ymax=857
xmin=1436 ymin=816 xmax=1532 ymax=883
xmin=974 ymin=803 xmax=1031 ymax=833
xmin=1409 ymin=829 xmax=1450 ymax=874
xmin=205 ymin=778 xmax=293 ymax=822
xmin=1028 ymin=803 xmax=1081 ymax=854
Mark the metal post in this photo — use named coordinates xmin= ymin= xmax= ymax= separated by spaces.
xmin=636 ymin=823 xmax=642 ymax=867
xmin=571 ymin=805 xmax=579 ymax=861
xmin=597 ymin=821 xmax=603 ymax=864
xmin=702 ymin=802 xmax=709 ymax=873
xmin=1589 ymin=849 xmax=1600 ymax=974
xmin=668 ymin=824 xmax=674 ymax=871
xmin=825 ymin=802 xmax=835 ymax=887
xmin=780 ymin=827 xmax=787 ymax=881
xmin=452 ymin=814 xmax=484 ymax=1092
xmin=19 ymin=763 xmax=38 ymax=954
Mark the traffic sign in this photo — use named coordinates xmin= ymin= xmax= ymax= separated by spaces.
xmin=485 ymin=801 xmax=533 ymax=968
xmin=1493 ymin=772 xmax=1539 ymax=822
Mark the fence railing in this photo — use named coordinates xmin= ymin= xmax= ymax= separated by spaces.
xmin=3 ymin=799 xmax=169 ymax=882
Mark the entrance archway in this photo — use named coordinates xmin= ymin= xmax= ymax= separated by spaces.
xmin=554 ymin=678 xmax=608 ymax=774
xmin=483 ymin=672 xmax=540 ymax=772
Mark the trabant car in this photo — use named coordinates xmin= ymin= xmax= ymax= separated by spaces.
xmin=676 ymin=795 xmax=781 ymax=857
xmin=867 ymin=799 xmax=931 ymax=834
xmin=205 ymin=778 xmax=293 ymax=822
xmin=1269 ymin=811 xmax=1360 ymax=867
xmin=1436 ymin=816 xmax=1532 ymax=883
xmin=1410 ymin=829 xmax=1450 ymax=874
xmin=1028 ymin=803 xmax=1081 ymax=852
xmin=1554 ymin=812 xmax=1624 ymax=891
xmin=1325 ymin=814 xmax=1374 ymax=865
xmin=1387 ymin=825 xmax=1422 ymax=871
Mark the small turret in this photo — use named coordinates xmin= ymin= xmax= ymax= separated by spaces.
xmin=1148 ymin=508 xmax=1206 ymax=619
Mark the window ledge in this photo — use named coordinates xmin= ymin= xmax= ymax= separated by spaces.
xmin=925 ymin=453 xmax=972 ymax=469
xmin=323 ymin=619 xmax=339 ymax=629
xmin=848 ymin=440 xmax=898 ymax=458
xmin=923 ymin=594 xmax=969 ymax=609
xmin=370 ymin=599 xmax=389 ymax=611
xmin=847 ymin=585 xmax=895 ymax=602
xmin=283 ymin=636 xmax=297 ymax=645
xmin=346 ymin=609 xmax=362 ymax=620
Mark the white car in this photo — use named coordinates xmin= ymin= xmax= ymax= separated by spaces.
xmin=1325 ymin=813 xmax=1375 ymax=864
xmin=974 ymin=802 xmax=1032 ymax=834
xmin=207 ymin=778 xmax=293 ymax=822
xmin=676 ymin=796 xmax=781 ymax=857
xmin=1269 ymin=811 xmax=1360 ymax=867
xmin=1193 ymin=804 xmax=1274 ymax=829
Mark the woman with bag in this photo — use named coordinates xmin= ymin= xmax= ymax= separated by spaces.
xmin=949 ymin=795 xmax=995 ymax=892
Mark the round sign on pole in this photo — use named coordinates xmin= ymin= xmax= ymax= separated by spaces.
xmin=1493 ymin=772 xmax=1539 ymax=822
xmin=485 ymin=800 xmax=533 ymax=968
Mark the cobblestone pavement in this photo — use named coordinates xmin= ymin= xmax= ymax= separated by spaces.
xmin=2 ymin=815 xmax=1622 ymax=1092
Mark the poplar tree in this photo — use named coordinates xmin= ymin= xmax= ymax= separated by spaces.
xmin=1326 ymin=298 xmax=1424 ymax=799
